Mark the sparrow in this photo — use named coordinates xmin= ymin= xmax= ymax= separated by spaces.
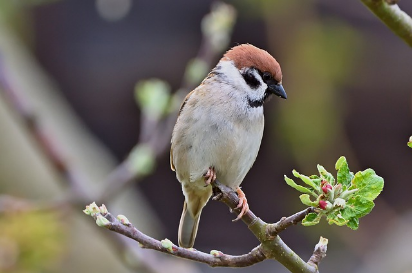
xmin=170 ymin=44 xmax=286 ymax=248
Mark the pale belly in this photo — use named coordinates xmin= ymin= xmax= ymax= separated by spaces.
xmin=172 ymin=116 xmax=264 ymax=190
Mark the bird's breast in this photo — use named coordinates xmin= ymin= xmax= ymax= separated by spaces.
xmin=172 ymin=104 xmax=264 ymax=189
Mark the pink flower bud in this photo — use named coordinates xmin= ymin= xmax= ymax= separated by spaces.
xmin=319 ymin=200 xmax=327 ymax=210
xmin=322 ymin=184 xmax=332 ymax=194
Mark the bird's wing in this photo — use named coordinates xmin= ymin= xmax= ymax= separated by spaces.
xmin=170 ymin=89 xmax=196 ymax=172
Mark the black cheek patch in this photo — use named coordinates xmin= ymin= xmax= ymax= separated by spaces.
xmin=242 ymin=71 xmax=260 ymax=89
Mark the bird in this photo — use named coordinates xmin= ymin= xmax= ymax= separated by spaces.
xmin=170 ymin=44 xmax=287 ymax=248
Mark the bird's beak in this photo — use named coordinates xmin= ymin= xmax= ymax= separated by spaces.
xmin=268 ymin=83 xmax=287 ymax=99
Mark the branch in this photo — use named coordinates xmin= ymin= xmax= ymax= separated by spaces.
xmin=360 ymin=0 xmax=412 ymax=47
xmin=266 ymin=207 xmax=316 ymax=238
xmin=308 ymin=237 xmax=328 ymax=269
xmin=0 ymin=69 xmax=70 ymax=179
xmin=211 ymin=181 xmax=325 ymax=273
xmin=101 ymin=212 xmax=267 ymax=267
xmin=85 ymin=181 xmax=328 ymax=272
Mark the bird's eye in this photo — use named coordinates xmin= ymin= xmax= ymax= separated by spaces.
xmin=262 ymin=72 xmax=271 ymax=82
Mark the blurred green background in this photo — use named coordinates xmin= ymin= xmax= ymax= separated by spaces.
xmin=0 ymin=0 xmax=412 ymax=272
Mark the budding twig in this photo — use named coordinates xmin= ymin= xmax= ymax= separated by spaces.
xmin=86 ymin=181 xmax=328 ymax=273
xmin=90 ymin=209 xmax=267 ymax=267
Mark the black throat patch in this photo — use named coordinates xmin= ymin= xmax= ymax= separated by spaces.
xmin=247 ymin=91 xmax=271 ymax=108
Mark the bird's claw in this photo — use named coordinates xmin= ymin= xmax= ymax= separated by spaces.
xmin=203 ymin=167 xmax=216 ymax=186
xmin=233 ymin=187 xmax=249 ymax=222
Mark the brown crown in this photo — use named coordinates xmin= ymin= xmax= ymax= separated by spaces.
xmin=222 ymin=44 xmax=282 ymax=83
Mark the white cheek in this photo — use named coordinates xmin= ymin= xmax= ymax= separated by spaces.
xmin=247 ymin=82 xmax=267 ymax=101
xmin=216 ymin=61 xmax=267 ymax=102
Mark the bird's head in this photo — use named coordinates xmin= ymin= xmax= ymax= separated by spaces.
xmin=219 ymin=44 xmax=286 ymax=108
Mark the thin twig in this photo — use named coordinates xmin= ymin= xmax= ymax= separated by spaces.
xmin=266 ymin=207 xmax=315 ymax=238
xmin=361 ymin=0 xmax=412 ymax=47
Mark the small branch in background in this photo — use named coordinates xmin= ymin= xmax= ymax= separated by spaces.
xmin=86 ymin=181 xmax=327 ymax=273
xmin=0 ymin=60 xmax=93 ymax=204
xmin=0 ymin=195 xmax=70 ymax=213
xmin=0 ymin=63 xmax=69 ymax=178
xmin=360 ymin=0 xmax=412 ymax=47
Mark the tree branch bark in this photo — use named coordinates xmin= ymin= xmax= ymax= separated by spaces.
xmin=360 ymin=0 xmax=412 ymax=47
xmin=102 ymin=211 xmax=267 ymax=268
xmin=86 ymin=181 xmax=328 ymax=272
xmin=212 ymin=181 xmax=323 ymax=273
xmin=265 ymin=207 xmax=315 ymax=238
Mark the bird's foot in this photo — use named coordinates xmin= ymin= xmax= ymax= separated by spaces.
xmin=233 ymin=187 xmax=249 ymax=222
xmin=203 ymin=167 xmax=216 ymax=186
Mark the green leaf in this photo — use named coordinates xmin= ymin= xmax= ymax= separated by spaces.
xmin=335 ymin=156 xmax=353 ymax=187
xmin=299 ymin=194 xmax=318 ymax=207
xmin=292 ymin=170 xmax=320 ymax=191
xmin=346 ymin=217 xmax=359 ymax=230
xmin=327 ymin=212 xmax=348 ymax=226
xmin=342 ymin=196 xmax=374 ymax=219
xmin=408 ymin=136 xmax=412 ymax=148
xmin=309 ymin=176 xmax=322 ymax=188
xmin=284 ymin=175 xmax=313 ymax=195
xmin=302 ymin=213 xmax=321 ymax=226
xmin=317 ymin=165 xmax=335 ymax=185
xmin=286 ymin=156 xmax=384 ymax=230
xmin=351 ymin=169 xmax=384 ymax=201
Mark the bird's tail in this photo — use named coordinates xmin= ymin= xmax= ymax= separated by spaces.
xmin=178 ymin=201 xmax=201 ymax=248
